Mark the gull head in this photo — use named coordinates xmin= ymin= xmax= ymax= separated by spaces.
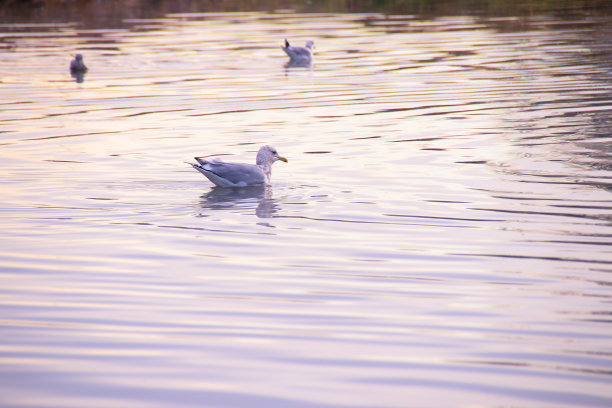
xmin=75 ymin=53 xmax=84 ymax=62
xmin=256 ymin=145 xmax=288 ymax=167
xmin=305 ymin=40 xmax=314 ymax=49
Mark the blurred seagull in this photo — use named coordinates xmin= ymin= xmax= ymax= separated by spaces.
xmin=188 ymin=145 xmax=288 ymax=187
xmin=282 ymin=39 xmax=314 ymax=65
xmin=70 ymin=54 xmax=88 ymax=72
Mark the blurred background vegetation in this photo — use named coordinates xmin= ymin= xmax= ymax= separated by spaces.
xmin=1 ymin=0 xmax=611 ymax=27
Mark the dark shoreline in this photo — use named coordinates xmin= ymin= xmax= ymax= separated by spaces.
xmin=1 ymin=0 xmax=611 ymax=29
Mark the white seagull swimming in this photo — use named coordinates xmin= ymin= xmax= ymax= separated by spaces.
xmin=188 ymin=145 xmax=288 ymax=187
xmin=281 ymin=39 xmax=314 ymax=64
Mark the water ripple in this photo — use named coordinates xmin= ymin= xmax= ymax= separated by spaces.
xmin=1 ymin=9 xmax=611 ymax=408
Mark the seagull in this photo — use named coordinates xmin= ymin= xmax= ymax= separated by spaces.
xmin=281 ymin=39 xmax=314 ymax=65
xmin=70 ymin=54 xmax=88 ymax=72
xmin=188 ymin=145 xmax=288 ymax=187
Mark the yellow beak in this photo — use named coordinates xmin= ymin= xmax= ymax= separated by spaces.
xmin=278 ymin=156 xmax=288 ymax=163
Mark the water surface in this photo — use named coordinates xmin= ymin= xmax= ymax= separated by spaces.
xmin=1 ymin=11 xmax=611 ymax=408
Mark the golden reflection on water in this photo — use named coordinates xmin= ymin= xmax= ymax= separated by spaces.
xmin=0 ymin=8 xmax=611 ymax=408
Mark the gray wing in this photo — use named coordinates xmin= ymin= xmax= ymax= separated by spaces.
xmin=200 ymin=160 xmax=266 ymax=186
xmin=292 ymin=46 xmax=311 ymax=57
xmin=286 ymin=46 xmax=311 ymax=59
xmin=282 ymin=42 xmax=312 ymax=61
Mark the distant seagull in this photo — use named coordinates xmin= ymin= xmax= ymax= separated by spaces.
xmin=70 ymin=54 xmax=88 ymax=72
xmin=281 ymin=39 xmax=314 ymax=65
xmin=188 ymin=145 xmax=288 ymax=187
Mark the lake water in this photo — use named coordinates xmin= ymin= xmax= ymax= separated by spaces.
xmin=1 ymin=10 xmax=612 ymax=408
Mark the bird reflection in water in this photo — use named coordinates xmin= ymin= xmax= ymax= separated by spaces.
xmin=70 ymin=70 xmax=87 ymax=83
xmin=284 ymin=57 xmax=313 ymax=69
xmin=199 ymin=185 xmax=279 ymax=219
